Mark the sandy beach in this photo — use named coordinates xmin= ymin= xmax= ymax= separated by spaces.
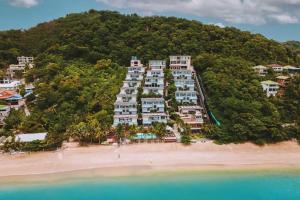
xmin=0 ymin=142 xmax=300 ymax=182
xmin=1 ymin=141 xmax=300 ymax=181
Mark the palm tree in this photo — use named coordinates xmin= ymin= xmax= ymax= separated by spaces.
xmin=115 ymin=124 xmax=124 ymax=144
xmin=152 ymin=122 xmax=167 ymax=141
xmin=128 ymin=124 xmax=138 ymax=137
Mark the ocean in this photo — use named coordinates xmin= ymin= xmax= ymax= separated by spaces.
xmin=0 ymin=169 xmax=299 ymax=200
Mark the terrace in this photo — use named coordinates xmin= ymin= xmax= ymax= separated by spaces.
xmin=141 ymin=98 xmax=165 ymax=113
xmin=149 ymin=60 xmax=166 ymax=70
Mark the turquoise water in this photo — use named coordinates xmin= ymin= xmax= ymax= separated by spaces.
xmin=0 ymin=170 xmax=300 ymax=200
xmin=133 ymin=133 xmax=157 ymax=140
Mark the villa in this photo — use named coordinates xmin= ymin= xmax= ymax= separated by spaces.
xmin=146 ymin=69 xmax=164 ymax=78
xmin=253 ymin=65 xmax=268 ymax=76
xmin=0 ymin=90 xmax=23 ymax=109
xmin=114 ymin=101 xmax=137 ymax=115
xmin=0 ymin=77 xmax=12 ymax=84
xmin=122 ymin=81 xmax=141 ymax=88
xmin=267 ymin=64 xmax=283 ymax=73
xmin=119 ymin=87 xmax=138 ymax=95
xmin=128 ymin=66 xmax=145 ymax=74
xmin=143 ymin=86 xmax=164 ymax=96
xmin=261 ymin=80 xmax=280 ymax=97
xmin=172 ymin=69 xmax=193 ymax=80
xmin=113 ymin=91 xmax=138 ymax=126
xmin=177 ymin=106 xmax=204 ymax=132
xmin=113 ymin=57 xmax=142 ymax=127
xmin=175 ymin=90 xmax=198 ymax=104
xmin=116 ymin=93 xmax=137 ymax=102
xmin=17 ymin=56 xmax=34 ymax=64
xmin=113 ymin=55 xmax=206 ymax=129
xmin=24 ymin=84 xmax=35 ymax=97
xmin=283 ymin=65 xmax=300 ymax=74
xmin=130 ymin=56 xmax=144 ymax=67
xmin=149 ymin=60 xmax=166 ymax=70
xmin=276 ymin=76 xmax=290 ymax=87
xmin=142 ymin=113 xmax=168 ymax=125
xmin=8 ymin=56 xmax=35 ymax=78
xmin=143 ymin=69 xmax=165 ymax=96
xmin=174 ymin=79 xmax=195 ymax=91
xmin=125 ymin=73 xmax=144 ymax=81
xmin=8 ymin=63 xmax=26 ymax=76
xmin=0 ymin=80 xmax=21 ymax=90
xmin=169 ymin=56 xmax=193 ymax=71
xmin=141 ymin=97 xmax=167 ymax=125
xmin=141 ymin=98 xmax=165 ymax=113
xmin=113 ymin=114 xmax=138 ymax=126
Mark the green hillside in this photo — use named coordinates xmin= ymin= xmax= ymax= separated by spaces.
xmin=0 ymin=10 xmax=299 ymax=148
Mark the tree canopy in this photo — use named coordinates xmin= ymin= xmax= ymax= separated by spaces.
xmin=0 ymin=10 xmax=299 ymax=146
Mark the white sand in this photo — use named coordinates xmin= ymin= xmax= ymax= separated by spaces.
xmin=0 ymin=141 xmax=300 ymax=178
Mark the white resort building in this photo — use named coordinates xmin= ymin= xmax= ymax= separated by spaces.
xmin=149 ymin=60 xmax=166 ymax=70
xmin=143 ymin=69 xmax=165 ymax=96
xmin=142 ymin=113 xmax=168 ymax=125
xmin=174 ymin=79 xmax=195 ymax=91
xmin=169 ymin=56 xmax=198 ymax=105
xmin=125 ymin=73 xmax=144 ymax=81
xmin=122 ymin=80 xmax=141 ymax=89
xmin=142 ymin=65 xmax=167 ymax=125
xmin=113 ymin=56 xmax=145 ymax=127
xmin=114 ymin=55 xmax=205 ymax=130
xmin=141 ymin=98 xmax=167 ymax=125
xmin=175 ymin=91 xmax=198 ymax=104
xmin=169 ymin=56 xmax=193 ymax=71
xmin=141 ymin=98 xmax=165 ymax=113
xmin=177 ymin=106 xmax=204 ymax=132
xmin=261 ymin=80 xmax=280 ymax=97
xmin=172 ymin=69 xmax=193 ymax=80
xmin=8 ymin=56 xmax=34 ymax=78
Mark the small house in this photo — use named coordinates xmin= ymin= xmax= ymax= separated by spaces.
xmin=261 ymin=80 xmax=279 ymax=97
xmin=267 ymin=64 xmax=283 ymax=73
xmin=276 ymin=76 xmax=290 ymax=87
xmin=253 ymin=65 xmax=268 ymax=76
xmin=17 ymin=56 xmax=34 ymax=65
xmin=0 ymin=80 xmax=21 ymax=90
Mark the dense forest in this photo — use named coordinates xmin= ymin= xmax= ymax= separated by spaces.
xmin=284 ymin=41 xmax=300 ymax=63
xmin=0 ymin=10 xmax=299 ymax=148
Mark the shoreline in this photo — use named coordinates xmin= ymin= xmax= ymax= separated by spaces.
xmin=1 ymin=141 xmax=300 ymax=186
xmin=1 ymin=165 xmax=300 ymax=188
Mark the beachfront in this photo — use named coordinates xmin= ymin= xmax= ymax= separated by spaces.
xmin=1 ymin=141 xmax=300 ymax=179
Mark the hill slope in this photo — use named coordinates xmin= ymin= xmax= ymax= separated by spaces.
xmin=0 ymin=10 xmax=299 ymax=147
xmin=0 ymin=10 xmax=297 ymax=67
